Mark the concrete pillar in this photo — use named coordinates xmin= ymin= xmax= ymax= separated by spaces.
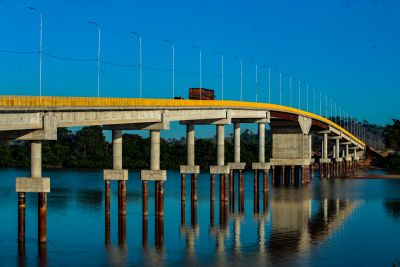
xmin=217 ymin=125 xmax=225 ymax=166
xmin=112 ymin=130 xmax=123 ymax=170
xmin=38 ymin=192 xmax=46 ymax=243
xmin=258 ymin=123 xmax=265 ymax=163
xmin=336 ymin=139 xmax=340 ymax=160
xmin=118 ymin=179 xmax=126 ymax=245
xmin=323 ymin=133 xmax=328 ymax=159
xmin=151 ymin=130 xmax=161 ymax=170
xmin=31 ymin=141 xmax=42 ymax=178
xmin=346 ymin=144 xmax=349 ymax=157
xmin=282 ymin=166 xmax=286 ymax=185
xmin=309 ymin=135 xmax=312 ymax=160
xmin=187 ymin=125 xmax=195 ymax=166
xmin=234 ymin=123 xmax=241 ymax=163
xmin=271 ymin=166 xmax=275 ymax=186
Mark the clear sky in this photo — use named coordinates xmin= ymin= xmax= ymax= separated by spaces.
xmin=0 ymin=0 xmax=399 ymax=137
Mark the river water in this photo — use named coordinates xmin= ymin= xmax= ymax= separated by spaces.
xmin=0 ymin=168 xmax=400 ymax=266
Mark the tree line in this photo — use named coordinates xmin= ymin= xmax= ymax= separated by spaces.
xmin=0 ymin=126 xmax=271 ymax=170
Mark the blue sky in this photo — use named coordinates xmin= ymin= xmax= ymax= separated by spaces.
xmin=0 ymin=0 xmax=399 ymax=137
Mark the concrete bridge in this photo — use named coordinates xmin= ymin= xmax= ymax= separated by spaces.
xmin=0 ymin=95 xmax=366 ymax=246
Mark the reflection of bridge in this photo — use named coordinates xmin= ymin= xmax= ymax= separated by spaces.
xmin=2 ymin=96 xmax=366 ymax=247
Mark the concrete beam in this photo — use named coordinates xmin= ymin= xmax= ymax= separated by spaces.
xmin=0 ymin=113 xmax=42 ymax=131
xmin=103 ymin=169 xmax=128 ymax=180
xmin=0 ymin=114 xmax=57 ymax=141
xmin=252 ymin=162 xmax=271 ymax=170
xmin=228 ymin=162 xmax=246 ymax=170
xmin=270 ymin=159 xmax=311 ymax=166
xmin=141 ymin=170 xmax=167 ymax=181
xmin=16 ymin=178 xmax=50 ymax=193
xmin=180 ymin=165 xmax=200 ymax=174
xmin=210 ymin=165 xmax=230 ymax=174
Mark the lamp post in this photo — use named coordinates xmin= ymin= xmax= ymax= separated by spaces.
xmin=298 ymin=80 xmax=301 ymax=109
xmin=290 ymin=76 xmax=292 ymax=107
xmin=214 ymin=51 xmax=224 ymax=100
xmin=131 ymin=32 xmax=142 ymax=98
xmin=87 ymin=20 xmax=101 ymax=97
xmin=313 ymin=88 xmax=316 ymax=113
xmin=28 ymin=6 xmax=43 ymax=97
xmin=192 ymin=45 xmax=202 ymax=92
xmin=234 ymin=56 xmax=243 ymax=101
xmin=268 ymin=67 xmax=271 ymax=103
xmin=279 ymin=72 xmax=282 ymax=105
xmin=163 ymin=40 xmax=175 ymax=98
xmin=306 ymin=84 xmax=309 ymax=111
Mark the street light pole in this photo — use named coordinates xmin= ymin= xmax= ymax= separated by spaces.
xmin=164 ymin=40 xmax=175 ymax=98
xmin=214 ymin=51 xmax=224 ymax=100
xmin=313 ymin=88 xmax=316 ymax=113
xmin=298 ymin=80 xmax=301 ymax=109
xmin=306 ymin=84 xmax=309 ymax=111
xmin=234 ymin=56 xmax=243 ymax=101
xmin=28 ymin=7 xmax=43 ymax=97
xmin=279 ymin=72 xmax=282 ymax=105
xmin=290 ymin=76 xmax=292 ymax=107
xmin=268 ymin=67 xmax=271 ymax=103
xmin=131 ymin=32 xmax=142 ymax=98
xmin=87 ymin=20 xmax=101 ymax=97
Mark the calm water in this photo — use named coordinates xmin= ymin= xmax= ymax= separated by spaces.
xmin=1 ymin=168 xmax=400 ymax=266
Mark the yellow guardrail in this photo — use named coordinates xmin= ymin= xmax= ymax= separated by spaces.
xmin=0 ymin=95 xmax=365 ymax=147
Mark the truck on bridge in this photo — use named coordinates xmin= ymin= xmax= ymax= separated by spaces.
xmin=188 ymin=88 xmax=215 ymax=100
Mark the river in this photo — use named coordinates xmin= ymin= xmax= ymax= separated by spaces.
xmin=0 ymin=168 xmax=399 ymax=266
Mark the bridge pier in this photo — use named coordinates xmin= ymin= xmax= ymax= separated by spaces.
xmin=228 ymin=122 xmax=246 ymax=214
xmin=180 ymin=124 xmax=200 ymax=225
xmin=16 ymin=141 xmax=50 ymax=244
xmin=252 ymin=122 xmax=270 ymax=211
xmin=210 ymin=124 xmax=230 ymax=226
xmin=141 ymin=130 xmax=167 ymax=249
xmin=269 ymin=115 xmax=312 ymax=186
xmin=103 ymin=130 xmax=128 ymax=245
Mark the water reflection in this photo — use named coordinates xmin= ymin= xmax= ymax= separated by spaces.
xmin=384 ymin=200 xmax=400 ymax=220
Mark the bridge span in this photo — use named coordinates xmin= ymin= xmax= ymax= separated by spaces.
xmin=0 ymin=95 xmax=365 ymax=245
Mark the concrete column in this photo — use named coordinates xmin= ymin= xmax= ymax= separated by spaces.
xmin=323 ymin=133 xmax=328 ymax=159
xmin=281 ymin=166 xmax=285 ymax=185
xmin=112 ymin=130 xmax=123 ymax=170
xmin=31 ymin=141 xmax=42 ymax=178
xmin=38 ymin=193 xmax=46 ymax=243
xmin=333 ymin=145 xmax=336 ymax=159
xmin=309 ymin=135 xmax=312 ymax=159
xmin=291 ymin=165 xmax=295 ymax=185
xmin=151 ymin=130 xmax=161 ymax=170
xmin=336 ymin=139 xmax=340 ymax=160
xmin=187 ymin=125 xmax=195 ymax=166
xmin=234 ymin=123 xmax=241 ymax=163
xmin=258 ymin=123 xmax=265 ymax=163
xmin=346 ymin=144 xmax=349 ymax=157
xmin=217 ymin=125 xmax=225 ymax=166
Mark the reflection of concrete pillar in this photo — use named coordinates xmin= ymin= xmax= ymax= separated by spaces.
xmin=258 ymin=123 xmax=265 ymax=163
xmin=234 ymin=123 xmax=241 ymax=163
xmin=105 ymin=180 xmax=110 ymax=245
xmin=18 ymin=192 xmax=25 ymax=243
xmin=210 ymin=174 xmax=215 ymax=226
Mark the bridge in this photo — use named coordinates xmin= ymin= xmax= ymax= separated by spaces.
xmin=0 ymin=95 xmax=366 ymax=246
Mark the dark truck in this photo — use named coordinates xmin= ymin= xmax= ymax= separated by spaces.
xmin=188 ymin=88 xmax=215 ymax=100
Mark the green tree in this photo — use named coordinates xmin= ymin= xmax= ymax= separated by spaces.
xmin=73 ymin=126 xmax=111 ymax=168
xmin=383 ymin=119 xmax=400 ymax=153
